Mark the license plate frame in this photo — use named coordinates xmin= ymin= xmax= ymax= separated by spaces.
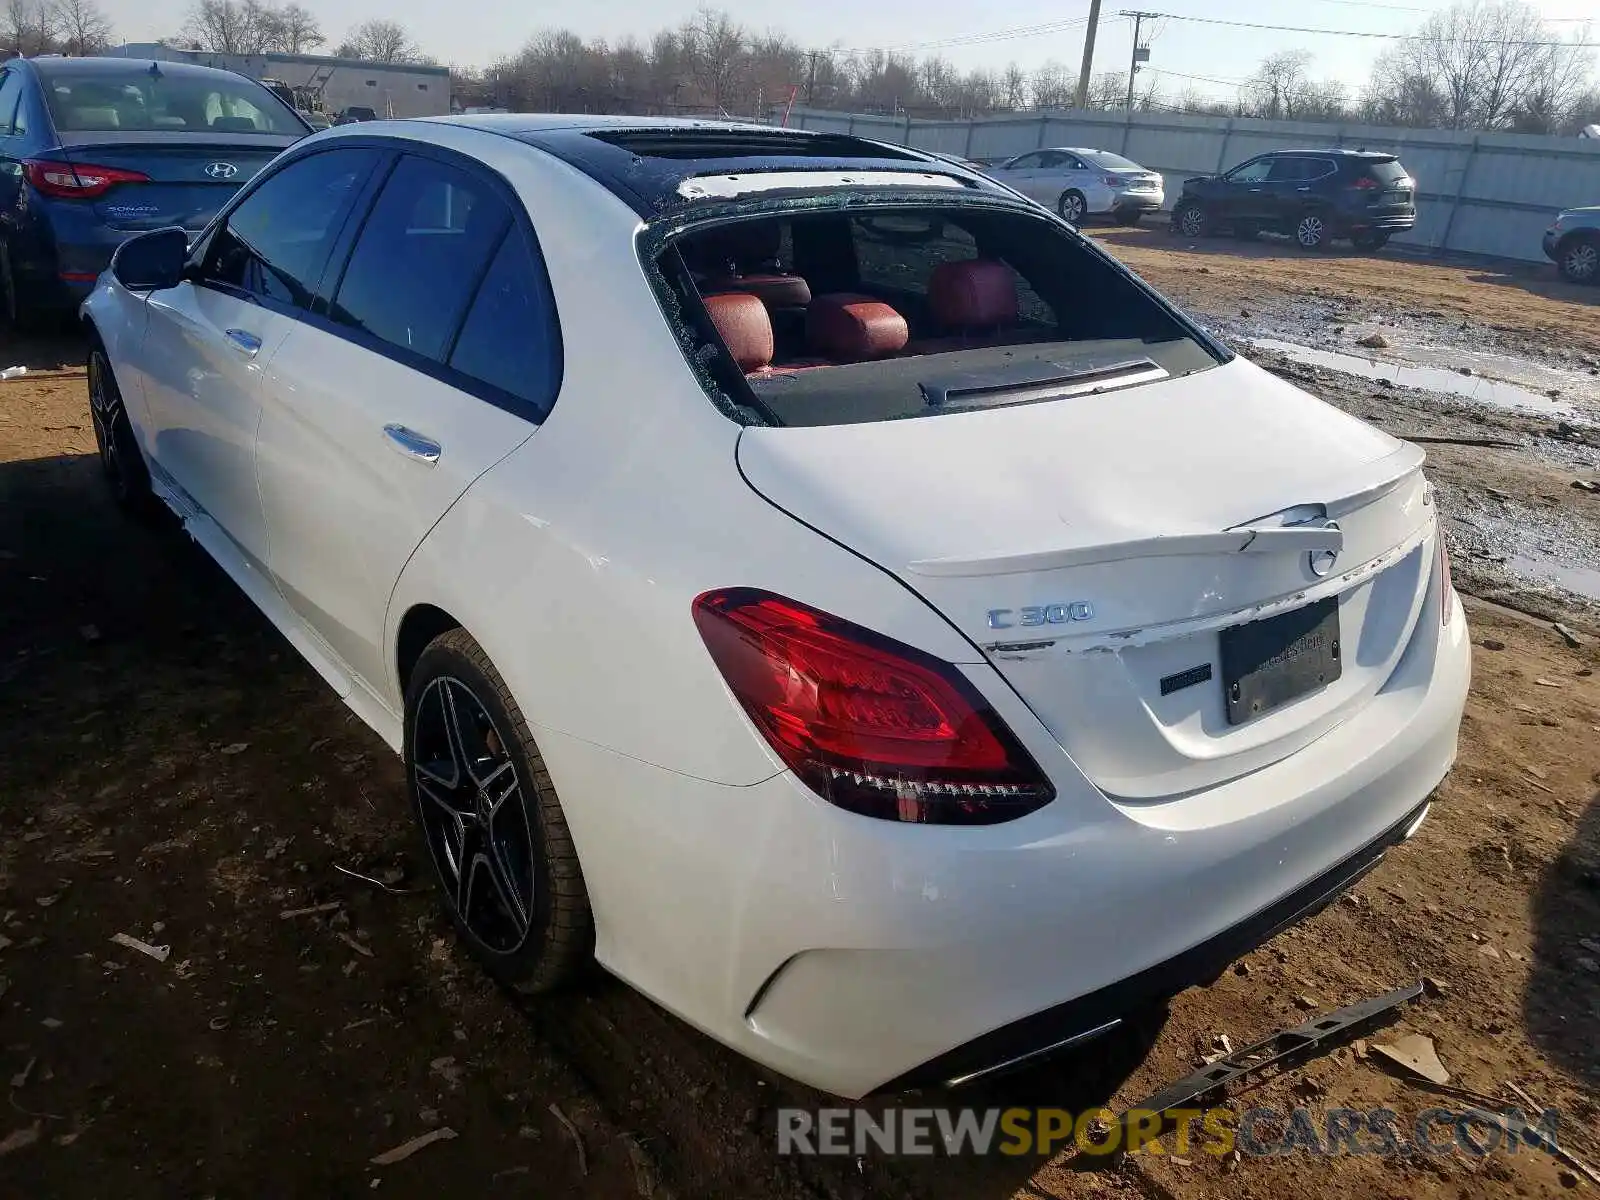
xmin=1220 ymin=597 xmax=1342 ymax=726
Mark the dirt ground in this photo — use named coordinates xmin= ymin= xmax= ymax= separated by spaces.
xmin=3 ymin=238 xmax=1600 ymax=1199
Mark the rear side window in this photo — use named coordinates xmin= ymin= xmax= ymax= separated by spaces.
xmin=1367 ymin=159 xmax=1409 ymax=183
xmin=448 ymin=225 xmax=562 ymax=416
xmin=1266 ymin=158 xmax=1308 ymax=182
xmin=35 ymin=65 xmax=304 ymax=134
xmin=202 ymin=148 xmax=378 ymax=308
xmin=329 ymin=154 xmax=509 ymax=362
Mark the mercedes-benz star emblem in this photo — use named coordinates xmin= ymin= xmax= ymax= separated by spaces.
xmin=204 ymin=162 xmax=239 ymax=180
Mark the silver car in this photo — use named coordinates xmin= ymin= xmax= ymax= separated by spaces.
xmin=1544 ymin=205 xmax=1599 ymax=284
xmin=985 ymin=147 xmax=1166 ymax=225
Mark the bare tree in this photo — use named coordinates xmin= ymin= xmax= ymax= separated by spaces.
xmin=1030 ymin=60 xmax=1073 ymax=109
xmin=1248 ymin=49 xmax=1314 ymax=119
xmin=53 ymin=0 xmax=112 ymax=54
xmin=682 ymin=7 xmax=745 ymax=112
xmin=181 ymin=0 xmax=271 ymax=54
xmin=1084 ymin=69 xmax=1126 ymax=109
xmin=4 ymin=0 xmax=58 ymax=55
xmin=1001 ymin=62 xmax=1027 ymax=110
xmin=266 ymin=2 xmax=321 ymax=53
xmin=338 ymin=18 xmax=420 ymax=64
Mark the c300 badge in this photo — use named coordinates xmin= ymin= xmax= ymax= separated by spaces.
xmin=986 ymin=602 xmax=1094 ymax=630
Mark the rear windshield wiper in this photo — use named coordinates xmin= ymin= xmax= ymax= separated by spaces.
xmin=919 ymin=356 xmax=1167 ymax=409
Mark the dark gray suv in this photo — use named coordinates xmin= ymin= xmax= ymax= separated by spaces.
xmin=1172 ymin=149 xmax=1416 ymax=252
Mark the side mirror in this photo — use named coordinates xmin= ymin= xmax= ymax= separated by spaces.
xmin=111 ymin=227 xmax=190 ymax=291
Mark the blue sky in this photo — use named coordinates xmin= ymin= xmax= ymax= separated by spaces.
xmin=99 ymin=0 xmax=1595 ymax=104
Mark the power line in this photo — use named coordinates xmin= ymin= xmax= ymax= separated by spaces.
xmin=1131 ymin=11 xmax=1597 ymax=46
xmin=829 ymin=15 xmax=1097 ymax=57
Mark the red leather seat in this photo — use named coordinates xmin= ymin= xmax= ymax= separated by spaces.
xmin=807 ymin=293 xmax=909 ymax=362
xmin=703 ymin=293 xmax=773 ymax=374
xmin=906 ymin=259 xmax=1031 ymax=355
xmin=692 ymin=220 xmax=812 ymax=311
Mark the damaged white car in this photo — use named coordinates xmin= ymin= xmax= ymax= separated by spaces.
xmin=81 ymin=116 xmax=1470 ymax=1098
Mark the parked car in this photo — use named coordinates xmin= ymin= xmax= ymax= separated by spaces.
xmin=84 ymin=117 xmax=1469 ymax=1099
xmin=1543 ymin=205 xmax=1599 ymax=284
xmin=1172 ymin=148 xmax=1416 ymax=251
xmin=984 ymin=146 xmax=1165 ymax=223
xmin=333 ymin=105 xmax=379 ymax=125
xmin=0 ymin=55 xmax=307 ymax=327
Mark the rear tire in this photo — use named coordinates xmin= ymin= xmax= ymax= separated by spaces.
xmin=1558 ymin=234 xmax=1599 ymax=285
xmin=1174 ymin=201 xmax=1209 ymax=239
xmin=1295 ymin=211 xmax=1330 ymax=251
xmin=87 ymin=342 xmax=158 ymax=519
xmin=0 ymin=240 xmax=29 ymax=331
xmin=404 ymin=628 xmax=593 ymax=994
xmin=1058 ymin=190 xmax=1087 ymax=224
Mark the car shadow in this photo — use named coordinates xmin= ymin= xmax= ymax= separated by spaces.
xmin=1 ymin=324 xmax=87 ymax=372
xmin=1465 ymin=266 xmax=1599 ymax=306
xmin=1090 ymin=225 xmax=1386 ymax=262
xmin=1525 ymin=783 xmax=1600 ymax=1098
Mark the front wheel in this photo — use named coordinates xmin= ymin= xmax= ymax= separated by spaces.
xmin=1558 ymin=234 xmax=1599 ymax=285
xmin=88 ymin=344 xmax=157 ymax=517
xmin=404 ymin=628 xmax=593 ymax=993
xmin=1352 ymin=231 xmax=1391 ymax=252
xmin=1058 ymin=190 xmax=1087 ymax=224
xmin=1295 ymin=211 xmax=1330 ymax=251
xmin=1174 ymin=201 xmax=1209 ymax=238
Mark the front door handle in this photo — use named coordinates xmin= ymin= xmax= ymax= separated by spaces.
xmin=383 ymin=424 xmax=441 ymax=465
xmin=224 ymin=327 xmax=261 ymax=356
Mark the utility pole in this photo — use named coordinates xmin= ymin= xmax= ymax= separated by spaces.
xmin=1121 ymin=11 xmax=1159 ymax=111
xmin=1074 ymin=0 xmax=1103 ymax=109
xmin=804 ymin=50 xmax=821 ymax=107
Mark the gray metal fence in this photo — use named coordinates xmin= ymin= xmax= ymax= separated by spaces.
xmin=785 ymin=106 xmax=1600 ymax=263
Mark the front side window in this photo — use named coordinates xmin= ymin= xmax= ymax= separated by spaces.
xmin=1006 ymin=152 xmax=1042 ymax=170
xmin=36 ymin=65 xmax=304 ymax=134
xmin=328 ymin=154 xmax=509 ymax=361
xmin=665 ymin=204 xmax=1219 ymax=429
xmin=0 ymin=71 xmax=20 ymax=136
xmin=1266 ymin=157 xmax=1308 ymax=183
xmin=202 ymin=148 xmax=378 ymax=307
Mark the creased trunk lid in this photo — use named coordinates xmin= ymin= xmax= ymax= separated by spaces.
xmin=736 ymin=356 xmax=1437 ymax=799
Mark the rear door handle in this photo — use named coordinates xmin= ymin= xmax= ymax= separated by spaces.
xmin=383 ymin=424 xmax=441 ymax=465
xmin=224 ymin=328 xmax=261 ymax=356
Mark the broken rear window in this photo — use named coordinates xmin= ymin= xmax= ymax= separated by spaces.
xmin=658 ymin=203 xmax=1221 ymax=428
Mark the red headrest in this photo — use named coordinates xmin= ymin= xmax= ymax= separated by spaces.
xmin=704 ymin=293 xmax=773 ymax=373
xmin=928 ymin=259 xmax=1019 ymax=329
xmin=807 ymin=293 xmax=909 ymax=361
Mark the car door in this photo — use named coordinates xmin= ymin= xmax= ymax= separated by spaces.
xmin=1057 ymin=153 xmax=1102 ymax=212
xmin=1219 ymin=156 xmax=1274 ymax=226
xmin=254 ymin=148 xmax=562 ymax=696
xmin=993 ymin=151 xmax=1045 ymax=197
xmin=137 ymin=146 xmax=381 ymax=566
xmin=1262 ymin=155 xmax=1314 ymax=230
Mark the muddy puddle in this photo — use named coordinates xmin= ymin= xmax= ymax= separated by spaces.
xmin=1445 ymin=502 xmax=1600 ymax=604
xmin=1250 ymin=338 xmax=1582 ymax=419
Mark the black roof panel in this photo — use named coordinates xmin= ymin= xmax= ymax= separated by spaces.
xmin=433 ymin=115 xmax=1004 ymax=217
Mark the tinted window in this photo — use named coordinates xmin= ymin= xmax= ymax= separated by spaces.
xmin=329 ymin=154 xmax=509 ymax=362
xmin=1006 ymin=153 xmax=1041 ymax=170
xmin=1368 ymin=159 xmax=1409 ymax=183
xmin=35 ymin=64 xmax=304 ymax=134
xmin=1081 ymin=150 xmax=1141 ymax=170
xmin=448 ymin=226 xmax=561 ymax=414
xmin=203 ymin=149 xmax=377 ymax=307
xmin=0 ymin=71 xmax=17 ymax=136
xmin=1228 ymin=158 xmax=1273 ymax=183
xmin=1266 ymin=157 xmax=1308 ymax=182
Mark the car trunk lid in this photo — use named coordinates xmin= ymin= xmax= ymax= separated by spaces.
xmin=55 ymin=133 xmax=296 ymax=231
xmin=736 ymin=356 xmax=1437 ymax=800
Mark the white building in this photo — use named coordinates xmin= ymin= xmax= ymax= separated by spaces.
xmin=108 ymin=44 xmax=451 ymax=119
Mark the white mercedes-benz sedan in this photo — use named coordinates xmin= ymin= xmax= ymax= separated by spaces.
xmin=82 ymin=116 xmax=1470 ymax=1098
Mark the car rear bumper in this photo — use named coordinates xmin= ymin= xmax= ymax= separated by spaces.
xmin=1347 ymin=213 xmax=1416 ymax=232
xmin=548 ymin=585 xmax=1469 ymax=1098
xmin=1110 ymin=190 xmax=1164 ymax=212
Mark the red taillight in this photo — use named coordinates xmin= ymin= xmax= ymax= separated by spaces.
xmin=23 ymin=160 xmax=150 ymax=200
xmin=1104 ymin=175 xmax=1123 ymax=188
xmin=1438 ymin=535 xmax=1454 ymax=625
xmin=692 ymin=589 xmax=1054 ymax=824
xmin=1353 ymin=176 xmax=1380 ymax=190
